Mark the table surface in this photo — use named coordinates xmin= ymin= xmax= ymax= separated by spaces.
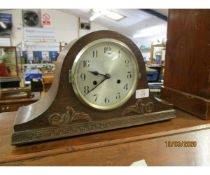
xmin=0 ymin=109 xmax=210 ymax=166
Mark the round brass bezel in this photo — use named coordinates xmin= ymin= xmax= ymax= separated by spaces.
xmin=71 ymin=38 xmax=139 ymax=110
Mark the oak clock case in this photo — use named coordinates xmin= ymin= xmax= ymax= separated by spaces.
xmin=12 ymin=30 xmax=175 ymax=145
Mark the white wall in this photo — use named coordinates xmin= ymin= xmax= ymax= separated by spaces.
xmin=79 ymin=20 xmax=108 ymax=37
xmin=1 ymin=9 xmax=108 ymax=46
xmin=46 ymin=10 xmax=78 ymax=43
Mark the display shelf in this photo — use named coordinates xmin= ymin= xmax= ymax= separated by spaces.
xmin=0 ymin=46 xmax=18 ymax=78
xmin=0 ymin=92 xmax=40 ymax=113
xmin=148 ymin=82 xmax=163 ymax=98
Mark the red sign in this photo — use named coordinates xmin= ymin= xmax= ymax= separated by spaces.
xmin=42 ymin=13 xmax=51 ymax=26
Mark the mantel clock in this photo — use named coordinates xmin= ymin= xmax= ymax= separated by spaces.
xmin=12 ymin=30 xmax=175 ymax=145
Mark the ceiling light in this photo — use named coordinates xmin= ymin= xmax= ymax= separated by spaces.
xmin=89 ymin=12 xmax=102 ymax=21
xmin=103 ymin=9 xmax=125 ymax=21
xmin=0 ymin=21 xmax=7 ymax=29
xmin=89 ymin=9 xmax=103 ymax=21
xmin=89 ymin=9 xmax=126 ymax=22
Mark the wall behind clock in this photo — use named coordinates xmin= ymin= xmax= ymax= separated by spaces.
xmin=0 ymin=9 xmax=108 ymax=46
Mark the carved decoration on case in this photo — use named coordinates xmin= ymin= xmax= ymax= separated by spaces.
xmin=48 ymin=106 xmax=92 ymax=126
xmin=122 ymin=99 xmax=154 ymax=116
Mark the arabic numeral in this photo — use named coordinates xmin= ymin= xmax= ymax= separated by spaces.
xmin=105 ymin=97 xmax=110 ymax=103
xmin=84 ymin=86 xmax=89 ymax=94
xmin=116 ymin=92 xmax=121 ymax=100
xmin=83 ymin=60 xmax=90 ymax=67
xmin=118 ymin=50 xmax=121 ymax=57
xmin=127 ymin=71 xmax=132 ymax=79
xmin=125 ymin=59 xmax=130 ymax=64
xmin=93 ymin=50 xmax=98 ymax=58
xmin=93 ymin=94 xmax=97 ymax=102
xmin=104 ymin=46 xmax=111 ymax=54
xmin=123 ymin=83 xmax=128 ymax=91
xmin=80 ymin=73 xmax=86 ymax=81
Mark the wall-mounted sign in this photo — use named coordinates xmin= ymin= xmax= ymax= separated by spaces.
xmin=23 ymin=27 xmax=55 ymax=42
xmin=42 ymin=13 xmax=51 ymax=26
xmin=0 ymin=13 xmax=12 ymax=36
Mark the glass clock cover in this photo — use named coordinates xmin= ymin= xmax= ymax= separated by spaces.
xmin=71 ymin=39 xmax=139 ymax=110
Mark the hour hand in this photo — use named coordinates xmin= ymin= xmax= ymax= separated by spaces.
xmin=89 ymin=70 xmax=100 ymax=76
xmin=89 ymin=71 xmax=111 ymax=79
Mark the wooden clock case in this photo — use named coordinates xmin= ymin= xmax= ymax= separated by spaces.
xmin=12 ymin=30 xmax=175 ymax=145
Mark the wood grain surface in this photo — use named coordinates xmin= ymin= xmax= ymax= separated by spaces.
xmin=1 ymin=109 xmax=210 ymax=165
xmin=162 ymin=9 xmax=210 ymax=119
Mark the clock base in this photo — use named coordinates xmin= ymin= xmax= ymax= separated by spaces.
xmin=12 ymin=109 xmax=175 ymax=145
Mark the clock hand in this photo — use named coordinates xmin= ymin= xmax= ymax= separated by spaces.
xmin=85 ymin=73 xmax=111 ymax=96
xmin=89 ymin=71 xmax=111 ymax=79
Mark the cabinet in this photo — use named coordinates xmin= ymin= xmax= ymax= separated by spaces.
xmin=161 ymin=9 xmax=210 ymax=120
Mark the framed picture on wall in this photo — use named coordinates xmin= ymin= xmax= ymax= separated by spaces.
xmin=0 ymin=13 xmax=12 ymax=36
xmin=0 ymin=46 xmax=18 ymax=78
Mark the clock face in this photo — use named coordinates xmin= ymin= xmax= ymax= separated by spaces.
xmin=71 ymin=39 xmax=139 ymax=110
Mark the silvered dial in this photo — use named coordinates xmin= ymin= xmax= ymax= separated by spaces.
xmin=71 ymin=39 xmax=139 ymax=110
